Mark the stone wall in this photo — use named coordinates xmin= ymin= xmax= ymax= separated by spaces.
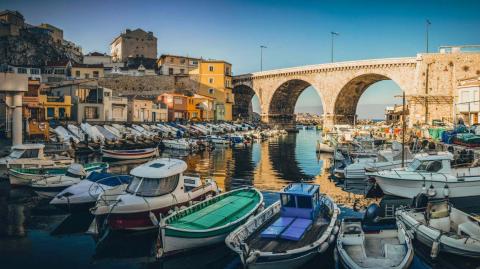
xmin=98 ymin=75 xmax=200 ymax=96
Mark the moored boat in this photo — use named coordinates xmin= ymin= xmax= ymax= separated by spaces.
xmin=31 ymin=163 xmax=88 ymax=198
xmin=368 ymin=152 xmax=480 ymax=199
xmin=397 ymin=199 xmax=480 ymax=258
xmin=157 ymin=187 xmax=263 ymax=257
xmin=336 ymin=216 xmax=414 ymax=269
xmin=225 ymin=183 xmax=340 ymax=269
xmin=50 ymin=171 xmax=132 ymax=212
xmin=90 ymin=158 xmax=219 ymax=231
xmin=101 ymin=147 xmax=159 ymax=160
xmin=8 ymin=162 xmax=108 ymax=186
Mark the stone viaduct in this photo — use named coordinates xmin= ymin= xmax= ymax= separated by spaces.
xmin=233 ymin=52 xmax=480 ymax=129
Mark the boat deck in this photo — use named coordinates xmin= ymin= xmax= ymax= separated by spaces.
xmin=343 ymin=237 xmax=406 ymax=267
xmin=168 ymin=190 xmax=260 ymax=230
xmin=247 ymin=213 xmax=330 ymax=253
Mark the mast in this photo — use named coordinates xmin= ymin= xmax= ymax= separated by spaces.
xmin=402 ymin=91 xmax=406 ymax=167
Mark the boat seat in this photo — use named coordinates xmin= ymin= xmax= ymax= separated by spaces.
xmin=279 ymin=218 xmax=313 ymax=241
xmin=192 ymin=197 xmax=253 ymax=229
xmin=384 ymin=243 xmax=406 ymax=259
xmin=458 ymin=222 xmax=480 ymax=241
xmin=261 ymin=217 xmax=295 ymax=238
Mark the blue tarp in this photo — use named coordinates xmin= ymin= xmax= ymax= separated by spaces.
xmin=87 ymin=172 xmax=132 ymax=187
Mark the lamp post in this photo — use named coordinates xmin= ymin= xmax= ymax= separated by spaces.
xmin=260 ymin=45 xmax=267 ymax=71
xmin=426 ymin=19 xmax=431 ymax=53
xmin=331 ymin=32 xmax=339 ymax=63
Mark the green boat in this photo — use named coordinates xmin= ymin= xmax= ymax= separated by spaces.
xmin=9 ymin=162 xmax=109 ymax=186
xmin=157 ymin=187 xmax=263 ymax=257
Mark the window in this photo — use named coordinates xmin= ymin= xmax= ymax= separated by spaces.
xmin=180 ymin=69 xmax=185 ymax=74
xmin=170 ymin=58 xmax=174 ymax=63
xmin=47 ymin=107 xmax=55 ymax=118
xmin=21 ymin=149 xmax=40 ymax=159
xmin=17 ymin=68 xmax=27 ymax=74
xmin=209 ymin=65 xmax=214 ymax=72
xmin=225 ymin=67 xmax=230 ymax=75
xmin=93 ymin=71 xmax=99 ymax=78
xmin=75 ymin=70 xmax=80 ymax=77
xmin=296 ymin=196 xmax=313 ymax=209
xmin=174 ymin=97 xmax=183 ymax=104
xmin=104 ymin=91 xmax=111 ymax=97
xmin=169 ymin=68 xmax=173 ymax=75
xmin=54 ymin=68 xmax=65 ymax=75
xmin=281 ymin=194 xmax=296 ymax=207
xmin=59 ymin=108 xmax=66 ymax=119
xmin=174 ymin=112 xmax=183 ymax=119
xmin=209 ymin=78 xmax=214 ymax=84
xmin=208 ymin=88 xmax=214 ymax=94
xmin=180 ymin=59 xmax=185 ymax=64
xmin=84 ymin=74 xmax=90 ymax=79
xmin=191 ymin=60 xmax=198 ymax=65
xmin=126 ymin=174 xmax=179 ymax=197
xmin=84 ymin=106 xmax=98 ymax=119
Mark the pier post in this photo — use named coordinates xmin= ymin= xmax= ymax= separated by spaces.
xmin=0 ymin=73 xmax=28 ymax=146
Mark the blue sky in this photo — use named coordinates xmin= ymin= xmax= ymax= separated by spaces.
xmin=5 ymin=0 xmax=480 ymax=118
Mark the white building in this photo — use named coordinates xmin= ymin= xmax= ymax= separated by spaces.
xmin=456 ymin=76 xmax=480 ymax=125
xmin=1 ymin=64 xmax=42 ymax=81
xmin=83 ymin=52 xmax=112 ymax=65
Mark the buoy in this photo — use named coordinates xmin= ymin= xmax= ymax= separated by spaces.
xmin=318 ymin=242 xmax=329 ymax=253
xmin=328 ymin=234 xmax=336 ymax=244
xmin=245 ymin=251 xmax=260 ymax=264
xmin=430 ymin=240 xmax=440 ymax=259
xmin=149 ymin=212 xmax=159 ymax=226
xmin=443 ymin=184 xmax=450 ymax=198
xmin=427 ymin=185 xmax=437 ymax=197
xmin=421 ymin=183 xmax=427 ymax=194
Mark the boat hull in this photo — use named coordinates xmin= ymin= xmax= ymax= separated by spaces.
xmin=374 ymin=176 xmax=480 ymax=198
xmin=102 ymin=148 xmax=158 ymax=160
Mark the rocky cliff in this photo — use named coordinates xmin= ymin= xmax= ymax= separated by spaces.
xmin=0 ymin=30 xmax=78 ymax=66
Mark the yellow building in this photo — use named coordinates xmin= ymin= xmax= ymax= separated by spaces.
xmin=197 ymin=60 xmax=233 ymax=121
xmin=72 ymin=63 xmax=104 ymax=79
xmin=38 ymin=94 xmax=72 ymax=120
xmin=187 ymin=94 xmax=215 ymax=121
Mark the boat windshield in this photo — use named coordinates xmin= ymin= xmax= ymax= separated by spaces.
xmin=9 ymin=150 xmax=24 ymax=159
xmin=9 ymin=149 xmax=39 ymax=159
xmin=126 ymin=174 xmax=179 ymax=197
xmin=407 ymin=159 xmax=443 ymax=172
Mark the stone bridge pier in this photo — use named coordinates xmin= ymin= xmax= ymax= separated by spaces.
xmin=233 ymin=52 xmax=480 ymax=130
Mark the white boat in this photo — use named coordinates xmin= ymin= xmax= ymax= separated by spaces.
xmin=101 ymin=147 xmax=159 ymax=160
xmin=81 ymin=122 xmax=104 ymax=143
xmin=316 ymin=140 xmax=334 ymax=153
xmin=344 ymin=145 xmax=414 ymax=180
xmin=54 ymin=126 xmax=79 ymax=144
xmin=226 ymin=183 xmax=340 ymax=269
xmin=31 ymin=163 xmax=88 ymax=198
xmin=208 ymin=135 xmax=230 ymax=145
xmin=95 ymin=125 xmax=118 ymax=142
xmin=67 ymin=124 xmax=85 ymax=141
xmin=104 ymin=125 xmax=124 ymax=139
xmin=397 ymin=200 xmax=480 ymax=258
xmin=157 ymin=187 xmax=263 ymax=257
xmin=90 ymin=158 xmax=220 ymax=231
xmin=162 ymin=138 xmax=193 ymax=150
xmin=50 ymin=171 xmax=132 ymax=211
xmin=336 ymin=218 xmax=414 ymax=269
xmin=369 ymin=152 xmax=480 ymax=199
xmin=0 ymin=144 xmax=73 ymax=179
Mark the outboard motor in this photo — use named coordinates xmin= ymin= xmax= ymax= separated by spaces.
xmin=412 ymin=193 xmax=429 ymax=209
xmin=363 ymin=203 xmax=381 ymax=225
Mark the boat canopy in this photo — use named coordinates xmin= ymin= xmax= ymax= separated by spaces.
xmin=87 ymin=172 xmax=132 ymax=187
xmin=130 ymin=158 xmax=187 ymax=178
xmin=279 ymin=183 xmax=321 ymax=220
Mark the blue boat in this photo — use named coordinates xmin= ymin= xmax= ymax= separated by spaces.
xmin=226 ymin=183 xmax=340 ymax=269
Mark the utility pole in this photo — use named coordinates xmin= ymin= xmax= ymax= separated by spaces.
xmin=260 ymin=45 xmax=267 ymax=71
xmin=426 ymin=19 xmax=431 ymax=53
xmin=331 ymin=32 xmax=339 ymax=63
xmin=402 ymin=91 xmax=406 ymax=167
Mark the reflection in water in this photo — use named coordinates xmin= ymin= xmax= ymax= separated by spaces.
xmin=0 ymin=130 xmax=477 ymax=268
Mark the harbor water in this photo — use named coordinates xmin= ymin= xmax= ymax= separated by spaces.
xmin=1 ymin=129 xmax=479 ymax=269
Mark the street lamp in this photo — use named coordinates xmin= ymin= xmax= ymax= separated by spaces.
xmin=425 ymin=19 xmax=431 ymax=53
xmin=260 ymin=45 xmax=267 ymax=71
xmin=331 ymin=32 xmax=339 ymax=63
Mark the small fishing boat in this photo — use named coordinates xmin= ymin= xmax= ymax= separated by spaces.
xmin=162 ymin=139 xmax=193 ymax=150
xmin=50 ymin=171 xmax=132 ymax=212
xmin=8 ymin=162 xmax=108 ymax=186
xmin=226 ymin=183 xmax=340 ymax=269
xmin=207 ymin=135 xmax=230 ymax=145
xmin=90 ymin=158 xmax=219 ymax=231
xmin=0 ymin=144 xmax=74 ymax=179
xmin=31 ymin=163 xmax=88 ymax=198
xmin=157 ymin=187 xmax=263 ymax=257
xmin=368 ymin=152 xmax=480 ymax=199
xmin=397 ymin=199 xmax=480 ymax=258
xmin=336 ymin=215 xmax=414 ymax=268
xmin=101 ymin=147 xmax=159 ymax=160
xmin=316 ymin=140 xmax=334 ymax=153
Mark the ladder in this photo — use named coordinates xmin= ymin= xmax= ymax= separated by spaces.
xmin=385 ymin=204 xmax=395 ymax=218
